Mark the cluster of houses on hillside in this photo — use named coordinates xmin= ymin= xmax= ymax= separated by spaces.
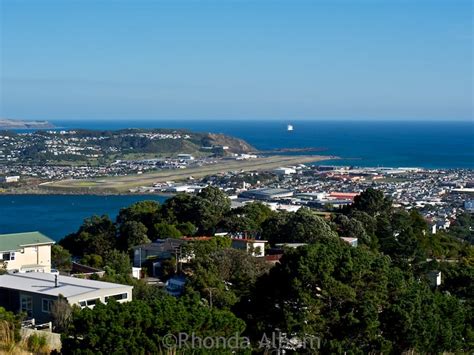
xmin=0 ymin=226 xmax=361 ymax=327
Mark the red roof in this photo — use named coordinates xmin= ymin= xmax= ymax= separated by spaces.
xmin=181 ymin=236 xmax=213 ymax=241
xmin=329 ymin=192 xmax=359 ymax=199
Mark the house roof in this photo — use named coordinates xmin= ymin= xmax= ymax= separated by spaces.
xmin=133 ymin=238 xmax=186 ymax=253
xmin=0 ymin=272 xmax=131 ymax=299
xmin=0 ymin=232 xmax=55 ymax=252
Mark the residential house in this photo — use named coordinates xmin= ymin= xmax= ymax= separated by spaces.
xmin=132 ymin=238 xmax=187 ymax=276
xmin=0 ymin=232 xmax=55 ymax=273
xmin=0 ymin=272 xmax=133 ymax=324
xmin=231 ymin=238 xmax=267 ymax=257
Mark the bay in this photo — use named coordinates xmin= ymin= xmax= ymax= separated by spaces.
xmin=0 ymin=194 xmax=167 ymax=241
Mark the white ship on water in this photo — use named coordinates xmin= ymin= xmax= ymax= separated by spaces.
xmin=287 ymin=124 xmax=294 ymax=131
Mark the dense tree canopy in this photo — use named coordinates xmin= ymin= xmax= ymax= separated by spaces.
xmin=262 ymin=207 xmax=337 ymax=244
xmin=62 ymin=295 xmax=246 ymax=354
xmin=241 ymin=237 xmax=470 ymax=353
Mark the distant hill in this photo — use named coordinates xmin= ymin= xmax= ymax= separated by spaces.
xmin=0 ymin=118 xmax=55 ymax=129
xmin=62 ymin=128 xmax=256 ymax=155
xmin=0 ymin=127 xmax=256 ymax=165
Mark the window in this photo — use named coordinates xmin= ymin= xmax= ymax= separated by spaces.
xmin=86 ymin=298 xmax=99 ymax=306
xmin=20 ymin=294 xmax=33 ymax=316
xmin=1 ymin=252 xmax=13 ymax=261
xmin=105 ymin=293 xmax=128 ymax=303
xmin=42 ymin=299 xmax=53 ymax=313
xmin=78 ymin=298 xmax=100 ymax=308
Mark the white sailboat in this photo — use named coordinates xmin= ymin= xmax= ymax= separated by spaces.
xmin=287 ymin=124 xmax=294 ymax=131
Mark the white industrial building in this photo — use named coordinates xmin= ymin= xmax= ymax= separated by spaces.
xmin=273 ymin=167 xmax=297 ymax=176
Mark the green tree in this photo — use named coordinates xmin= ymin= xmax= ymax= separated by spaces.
xmin=162 ymin=187 xmax=231 ymax=234
xmin=261 ymin=211 xmax=291 ymax=244
xmin=116 ymin=200 xmax=161 ymax=237
xmin=59 ymin=215 xmax=116 ymax=258
xmin=104 ymin=250 xmax=131 ymax=276
xmin=154 ymin=222 xmax=182 ymax=239
xmin=161 ymin=193 xmax=197 ymax=224
xmin=263 ymin=208 xmax=337 ymax=245
xmin=188 ymin=248 xmax=271 ymax=309
xmin=117 ymin=220 xmax=150 ymax=251
xmin=220 ymin=202 xmax=274 ymax=235
xmin=194 ymin=186 xmax=231 ymax=233
xmin=176 ymin=221 xmax=197 ymax=236
xmin=449 ymin=212 xmax=474 ymax=244
xmin=80 ymin=254 xmax=103 ymax=268
xmin=333 ymin=214 xmax=372 ymax=247
xmin=379 ymin=210 xmax=426 ymax=265
xmin=51 ymin=244 xmax=72 ymax=271
xmin=380 ymin=277 xmax=467 ymax=353
xmin=349 ymin=188 xmax=392 ymax=217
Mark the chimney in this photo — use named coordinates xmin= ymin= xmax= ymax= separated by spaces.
xmin=55 ymin=274 xmax=59 ymax=287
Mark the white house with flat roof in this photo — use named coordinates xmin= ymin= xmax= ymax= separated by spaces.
xmin=0 ymin=272 xmax=133 ymax=323
xmin=0 ymin=232 xmax=55 ymax=273
xmin=231 ymin=238 xmax=267 ymax=257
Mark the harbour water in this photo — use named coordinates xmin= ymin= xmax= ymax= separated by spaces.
xmin=0 ymin=194 xmax=167 ymax=240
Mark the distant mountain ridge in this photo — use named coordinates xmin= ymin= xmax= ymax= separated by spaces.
xmin=0 ymin=118 xmax=55 ymax=129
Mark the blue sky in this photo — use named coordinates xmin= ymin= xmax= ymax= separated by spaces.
xmin=0 ymin=0 xmax=472 ymax=121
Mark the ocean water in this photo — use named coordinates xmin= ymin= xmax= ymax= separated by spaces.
xmin=49 ymin=120 xmax=474 ymax=169
xmin=0 ymin=194 xmax=167 ymax=241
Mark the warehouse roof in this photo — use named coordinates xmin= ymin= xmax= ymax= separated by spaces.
xmin=0 ymin=232 xmax=55 ymax=252
xmin=0 ymin=272 xmax=131 ymax=298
